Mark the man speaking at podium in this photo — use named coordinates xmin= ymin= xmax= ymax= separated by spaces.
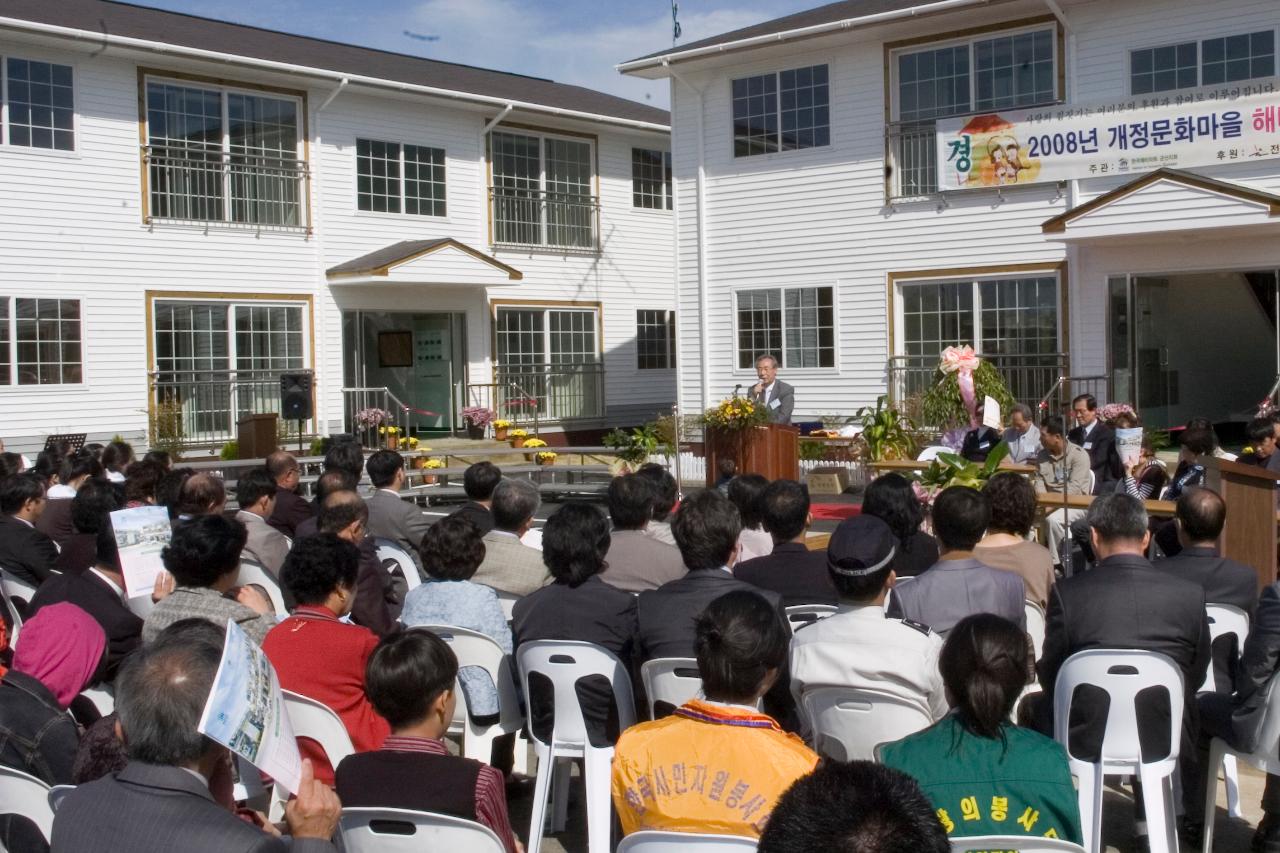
xmin=749 ymin=354 xmax=794 ymax=425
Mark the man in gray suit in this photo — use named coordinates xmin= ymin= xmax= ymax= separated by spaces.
xmin=600 ymin=473 xmax=685 ymax=593
xmin=234 ymin=467 xmax=291 ymax=577
xmin=748 ymin=354 xmax=794 ymax=425
xmin=365 ymin=450 xmax=431 ymax=574
xmin=473 ymin=478 xmax=550 ymax=597
xmin=51 ymin=624 xmax=340 ymax=852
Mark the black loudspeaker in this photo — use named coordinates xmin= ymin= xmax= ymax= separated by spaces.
xmin=280 ymin=371 xmax=314 ymax=420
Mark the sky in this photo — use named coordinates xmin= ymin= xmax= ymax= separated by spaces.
xmin=135 ymin=0 xmax=818 ymax=109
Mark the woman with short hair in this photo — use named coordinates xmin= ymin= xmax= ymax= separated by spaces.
xmin=862 ymin=473 xmax=939 ymax=577
xmin=727 ymin=473 xmax=772 ymax=562
xmin=976 ymin=472 xmax=1056 ymax=609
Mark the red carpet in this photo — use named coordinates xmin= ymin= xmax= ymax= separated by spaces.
xmin=810 ymin=503 xmax=861 ymax=521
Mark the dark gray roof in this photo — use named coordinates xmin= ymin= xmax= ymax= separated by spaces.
xmin=327 ymin=239 xmax=523 ymax=280
xmin=6 ymin=0 xmax=668 ymax=126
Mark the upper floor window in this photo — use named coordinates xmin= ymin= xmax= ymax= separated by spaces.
xmin=732 ymin=65 xmax=830 ymax=158
xmin=489 ymin=130 xmax=597 ymax=251
xmin=1131 ymin=31 xmax=1276 ymax=94
xmin=636 ymin=310 xmax=675 ymax=369
xmin=0 ymin=297 xmax=82 ymax=385
xmin=143 ymin=76 xmax=306 ymax=228
xmin=632 ymin=148 xmax=672 ymax=209
xmin=356 ymin=138 xmax=446 ymax=216
xmin=2 ymin=58 xmax=74 ymax=150
xmin=736 ymin=286 xmax=834 ymax=370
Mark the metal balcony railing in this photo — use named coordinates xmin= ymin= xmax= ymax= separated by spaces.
xmin=149 ymin=369 xmax=310 ymax=449
xmin=888 ymin=353 xmax=1070 ymax=422
xmin=144 ymin=145 xmax=308 ymax=229
xmin=468 ymin=362 xmax=605 ymax=424
xmin=885 ymin=121 xmax=940 ymax=199
xmin=342 ymin=387 xmax=413 ymax=446
xmin=489 ymin=186 xmax=599 ymax=252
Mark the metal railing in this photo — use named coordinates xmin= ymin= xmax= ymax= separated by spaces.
xmin=468 ymin=362 xmax=605 ymax=424
xmin=342 ymin=387 xmax=412 ymax=446
xmin=149 ymin=370 xmax=309 ymax=449
xmin=886 ymin=120 xmax=939 ymax=199
xmin=144 ymin=145 xmax=308 ymax=229
xmin=489 ymin=186 xmax=599 ymax=251
xmin=1038 ymin=374 xmax=1111 ymax=420
xmin=888 ymin=353 xmax=1069 ymax=418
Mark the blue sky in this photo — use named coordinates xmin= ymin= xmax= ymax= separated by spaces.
xmin=136 ymin=1 xmax=817 ymax=109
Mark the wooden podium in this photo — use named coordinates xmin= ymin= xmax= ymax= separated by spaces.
xmin=705 ymin=423 xmax=799 ymax=487
xmin=1202 ymin=456 xmax=1280 ymax=589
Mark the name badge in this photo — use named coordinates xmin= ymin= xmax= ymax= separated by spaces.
xmin=769 ymin=398 xmax=781 ymax=410
xmin=1083 ymin=441 xmax=1093 ymax=450
xmin=978 ymin=442 xmax=990 ymax=449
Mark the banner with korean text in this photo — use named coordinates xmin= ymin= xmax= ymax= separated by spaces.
xmin=935 ymin=81 xmax=1280 ymax=190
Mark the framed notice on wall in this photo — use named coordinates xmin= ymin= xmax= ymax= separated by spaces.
xmin=377 ymin=331 xmax=413 ymax=368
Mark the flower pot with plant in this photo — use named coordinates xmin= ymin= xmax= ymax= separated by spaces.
xmin=493 ymin=419 xmax=512 ymax=441
xmin=420 ymin=457 xmax=444 ymax=484
xmin=508 ymin=428 xmax=528 ymax=448
xmin=535 ymin=450 xmax=557 ymax=466
xmin=521 ymin=438 xmax=547 ymax=461
xmin=462 ymin=406 xmax=496 ymax=440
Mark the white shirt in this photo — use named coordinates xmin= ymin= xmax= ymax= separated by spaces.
xmin=760 ymin=381 xmax=775 ymax=406
xmin=790 ymin=603 xmax=949 ymax=726
xmin=1080 ymin=419 xmax=1097 ymax=439
xmin=737 ymin=527 xmax=774 ymax=563
xmin=106 ymin=470 xmax=126 ymax=484
xmin=47 ymin=484 xmax=76 ymax=499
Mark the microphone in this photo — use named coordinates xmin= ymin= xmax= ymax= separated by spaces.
xmin=733 ymin=383 xmax=743 ymax=398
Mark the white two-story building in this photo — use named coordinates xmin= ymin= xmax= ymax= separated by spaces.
xmin=623 ymin=0 xmax=1280 ymax=432
xmin=0 ymin=0 xmax=676 ymax=453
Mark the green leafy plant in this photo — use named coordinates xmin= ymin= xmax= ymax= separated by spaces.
xmin=604 ymin=422 xmax=664 ymax=465
xmin=219 ymin=440 xmax=239 ymax=461
xmin=914 ymin=440 xmax=1010 ymax=493
xmin=799 ymin=440 xmax=827 ymax=461
xmin=147 ymin=397 xmax=185 ymax=461
xmin=310 ymin=437 xmax=326 ymax=456
xmin=851 ymin=396 xmax=918 ymax=462
xmin=921 ymin=359 xmax=1016 ymax=430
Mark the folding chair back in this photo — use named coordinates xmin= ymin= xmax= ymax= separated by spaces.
xmin=1199 ymin=603 xmax=1249 ymax=693
xmin=949 ymin=835 xmax=1085 ymax=853
xmin=281 ymin=690 xmax=355 ymax=770
xmin=374 ymin=539 xmax=421 ymax=592
xmin=339 ymin=807 xmax=505 ymax=853
xmin=1025 ymin=600 xmax=1047 ymax=661
xmin=236 ymin=561 xmax=288 ymax=618
xmin=0 ymin=569 xmax=36 ymax=616
xmin=617 ymin=829 xmax=759 ymax=852
xmin=47 ymin=784 xmax=75 ymax=813
xmin=801 ymin=685 xmax=934 ymax=762
xmin=0 ymin=764 xmax=53 ymax=842
xmin=640 ymin=657 xmax=702 ymax=720
xmin=784 ymin=604 xmax=838 ymax=632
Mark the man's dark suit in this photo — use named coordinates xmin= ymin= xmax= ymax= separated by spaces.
xmin=51 ymin=761 xmax=335 ymax=852
xmin=34 ymin=498 xmax=76 ymax=548
xmin=637 ymin=569 xmax=784 ymax=660
xmin=748 ymin=379 xmax=795 ymax=425
xmin=1155 ymin=545 xmax=1259 ymax=691
xmin=0 ymin=515 xmax=58 ymax=587
xmin=446 ymin=501 xmax=494 ymax=536
xmin=28 ymin=568 xmax=142 ymax=681
xmin=1067 ymin=420 xmax=1122 ymax=495
xmin=53 ymin=533 xmax=96 ymax=575
xmin=267 ymin=487 xmax=314 ymax=539
xmin=733 ymin=542 xmax=837 ymax=607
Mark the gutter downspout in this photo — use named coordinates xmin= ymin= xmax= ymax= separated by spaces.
xmin=312 ymin=77 xmax=348 ymax=439
xmin=666 ymin=60 xmax=711 ymax=416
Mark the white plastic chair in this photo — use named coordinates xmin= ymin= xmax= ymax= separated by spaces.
xmin=784 ymin=604 xmax=838 ymax=632
xmin=1201 ymin=667 xmax=1280 ymax=853
xmin=883 ymin=574 xmax=916 ymax=614
xmin=374 ymin=538 xmax=422 ymax=592
xmin=1052 ymin=650 xmax=1184 ymax=853
xmin=47 ymin=784 xmax=75 ymax=813
xmin=0 ymin=764 xmax=53 ymax=843
xmin=1025 ymin=600 xmax=1047 ymax=662
xmin=801 ymin=686 xmax=933 ymax=762
xmin=125 ymin=591 xmax=156 ymax=620
xmin=415 ymin=625 xmax=529 ymax=775
xmin=0 ymin=569 xmax=37 ymax=615
xmin=950 ymin=836 xmax=1086 ymax=853
xmin=340 ymin=807 xmax=506 ymax=853
xmin=80 ymin=685 xmax=115 ymax=717
xmin=1199 ymin=603 xmax=1250 ymax=818
xmin=1 ymin=587 xmax=23 ymax=648
xmin=641 ymin=657 xmax=702 ymax=720
xmin=275 ymin=690 xmax=356 ymax=820
xmin=917 ymin=445 xmax=952 ymax=462
xmin=516 ymin=640 xmax=636 ymax=853
xmin=496 ymin=590 xmax=519 ymax=622
xmin=618 ymin=830 xmax=759 ymax=851
xmin=237 ymin=560 xmax=289 ymax=619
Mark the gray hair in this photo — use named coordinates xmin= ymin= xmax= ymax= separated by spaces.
xmin=1010 ymin=402 xmax=1034 ymax=420
xmin=755 ymin=354 xmax=778 ymax=368
xmin=491 ymin=478 xmax=541 ymax=532
xmin=116 ymin=630 xmax=223 ymax=766
xmin=1086 ymin=493 xmax=1148 ymax=543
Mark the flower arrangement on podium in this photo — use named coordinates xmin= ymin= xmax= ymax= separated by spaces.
xmin=920 ymin=345 xmax=1015 ymax=431
xmin=701 ymin=397 xmax=769 ymax=432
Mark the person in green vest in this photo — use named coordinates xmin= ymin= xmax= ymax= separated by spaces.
xmin=880 ymin=613 xmax=1083 ymax=845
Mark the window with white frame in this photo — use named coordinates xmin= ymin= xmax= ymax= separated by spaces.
xmin=1131 ymin=30 xmax=1276 ymax=94
xmin=636 ymin=310 xmax=675 ymax=369
xmin=144 ymin=77 xmax=305 ymax=227
xmin=3 ymin=58 xmax=75 ymax=150
xmin=356 ymin=138 xmax=446 ymax=216
xmin=736 ymin=286 xmax=834 ymax=370
xmin=0 ymin=297 xmax=82 ymax=385
xmin=490 ymin=130 xmax=595 ymax=249
xmin=632 ymin=148 xmax=672 ymax=210
xmin=732 ymin=64 xmax=830 ymax=158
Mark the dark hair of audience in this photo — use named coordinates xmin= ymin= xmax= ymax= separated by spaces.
xmin=176 ymin=472 xmax=225 ymax=517
xmin=95 ymin=524 xmax=121 ymax=570
xmin=365 ymin=629 xmax=458 ymax=729
xmin=982 ymin=471 xmax=1037 ymax=537
xmin=71 ymin=478 xmax=121 ymax=534
xmin=323 ymin=440 xmax=365 ymax=479
xmin=160 ymin=514 xmax=247 ymax=587
xmin=1072 ymin=393 xmax=1098 ymax=411
xmin=0 ymin=472 xmax=44 ymax=515
xmin=634 ymin=463 xmax=678 ymax=521
xmin=541 ymin=503 xmax=611 ymax=587
xmin=280 ymin=533 xmax=360 ymax=606
xmin=419 ymin=514 xmax=486 ymax=581
xmin=694 ymin=590 xmax=788 ymax=705
xmin=34 ymin=447 xmax=64 ymax=485
xmin=1247 ymin=416 xmax=1276 ymax=445
xmin=101 ymin=440 xmax=135 ymax=474
xmin=1176 ymin=486 xmax=1226 ymax=543
xmin=931 ymin=486 xmax=989 ymax=551
xmin=60 ymin=448 xmax=103 ymax=486
xmin=671 ymin=489 xmax=741 ymax=571
xmin=155 ymin=467 xmax=193 ymax=518
xmin=142 ymin=449 xmax=172 ymax=471
xmin=861 ymin=473 xmax=926 ymax=553
xmin=123 ymin=461 xmax=163 ymax=505
xmin=1180 ymin=426 xmax=1217 ymax=456
xmin=607 ymin=474 xmax=654 ymax=530
xmin=83 ymin=442 xmax=105 ymax=460
xmin=759 ymin=479 xmax=810 ymax=542
xmin=939 ymin=613 xmax=1028 ymax=740
xmin=116 ymin=627 xmax=224 ymax=766
xmin=727 ymin=473 xmax=769 ymax=530
xmin=1086 ymin=492 xmax=1148 ymax=543
xmin=757 ymin=760 xmax=950 ymax=853
xmin=314 ymin=468 xmax=358 ymax=503
xmin=0 ymin=452 xmax=23 ymax=479
xmin=463 ymin=461 xmax=502 ymax=501
xmin=1112 ymin=411 xmax=1140 ymax=429
xmin=235 ymin=467 xmax=277 ymax=510
xmin=491 ymin=478 xmax=540 ymax=531
xmin=365 ymin=449 xmax=404 ymax=489
xmin=1041 ymin=414 xmax=1067 ymax=437
xmin=318 ymin=490 xmax=368 ymax=534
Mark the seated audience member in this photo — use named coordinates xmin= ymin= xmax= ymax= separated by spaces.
xmin=613 ymin=590 xmax=817 ymax=838
xmin=446 ymin=461 xmax=501 ymax=536
xmin=888 ymin=486 xmax=1024 ymax=635
xmin=975 ymin=472 xmax=1055 ymax=609
xmin=599 ymin=473 xmax=685 ymax=593
xmin=757 ymin=760 xmax=949 ymax=853
xmin=142 ymin=514 xmax=277 ymax=645
xmin=1034 ymin=414 xmax=1092 ymax=567
xmin=294 ymin=469 xmax=357 ymax=539
xmin=266 ymin=450 xmax=314 ymax=538
xmin=52 ymin=478 xmax=119 ymax=574
xmin=175 ymin=472 xmax=226 ymax=520
xmin=1069 ymin=393 xmax=1122 ymax=494
xmin=1151 ymin=424 xmax=1219 ymax=557
xmin=0 ymin=472 xmax=58 ymax=587
xmin=335 ymin=630 xmax=520 ymax=853
xmin=713 ymin=457 xmax=736 ymax=495
xmin=1002 ymin=402 xmax=1042 ymax=464
xmin=882 ymin=614 xmax=1082 ymax=844
xmin=473 ymin=478 xmax=550 ymax=597
xmin=1156 ymin=487 xmax=1258 ymax=691
xmin=101 ymin=441 xmax=134 ymax=485
xmin=234 ymin=467 xmax=291 ymax=577
xmin=37 ymin=449 xmax=102 ymax=547
xmin=790 ymin=515 xmax=947 ymax=723
xmin=122 ymin=460 xmax=163 ymax=509
xmin=400 ymin=515 xmax=512 ymax=726
xmin=52 ymin=625 xmax=341 ymax=853
xmin=155 ymin=466 xmax=194 ymax=519
xmin=634 ymin=463 xmax=679 ymax=547
xmin=1238 ymin=416 xmax=1279 ymax=467
xmin=861 ymin=473 xmax=938 ymax=577
xmin=315 ymin=490 xmax=397 ymax=636
xmin=513 ymin=504 xmax=637 ymax=747
xmin=0 ymin=452 xmax=24 ymax=479
xmin=33 ymin=446 xmax=66 ymax=488
xmin=263 ymin=534 xmax=389 ymax=785
xmin=1120 ymin=427 xmax=1168 ymax=500
xmin=960 ymin=406 xmax=1001 ymax=463
xmin=734 ymin=479 xmax=838 ymax=607
xmin=141 ymin=449 xmax=172 ymax=472
xmin=638 ymin=489 xmax=783 ymax=661
xmin=322 ymin=439 xmax=365 ymax=483
xmin=365 ymin=449 xmax=431 ymax=573
xmin=728 ymin=473 xmax=773 ymax=562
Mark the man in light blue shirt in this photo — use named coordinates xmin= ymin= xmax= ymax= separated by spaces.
xmin=1002 ymin=402 xmax=1042 ymax=464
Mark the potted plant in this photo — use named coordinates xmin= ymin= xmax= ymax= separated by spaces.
xmin=493 ymin=419 xmax=513 ymax=441
xmin=356 ymin=407 xmax=393 ymax=446
xmin=508 ymin=428 xmax=529 ymax=448
xmin=912 ymin=441 xmax=1011 ymax=505
xmin=535 ymin=450 xmax=557 ymax=466
xmin=421 ymin=457 xmax=444 ymax=484
xmin=850 ymin=396 xmax=919 ymax=462
xmin=920 ymin=346 xmax=1015 ymax=432
xmin=522 ymin=437 xmax=548 ymax=461
xmin=379 ymin=425 xmax=400 ymax=450
xmin=461 ymin=406 xmax=496 ymax=440
xmin=604 ymin=423 xmax=663 ymax=472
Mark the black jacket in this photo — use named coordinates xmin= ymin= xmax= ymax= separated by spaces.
xmin=0 ymin=670 xmax=79 ymax=785
xmin=28 ymin=569 xmax=143 ymax=683
xmin=1067 ymin=421 xmax=1122 ymax=494
xmin=0 ymin=515 xmax=58 ymax=589
xmin=960 ymin=426 xmax=1002 ymax=463
xmin=266 ymin=487 xmax=314 ymax=539
xmin=446 ymin=502 xmax=495 ymax=536
xmin=637 ymin=569 xmax=783 ymax=661
xmin=733 ymin=542 xmax=837 ymax=607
